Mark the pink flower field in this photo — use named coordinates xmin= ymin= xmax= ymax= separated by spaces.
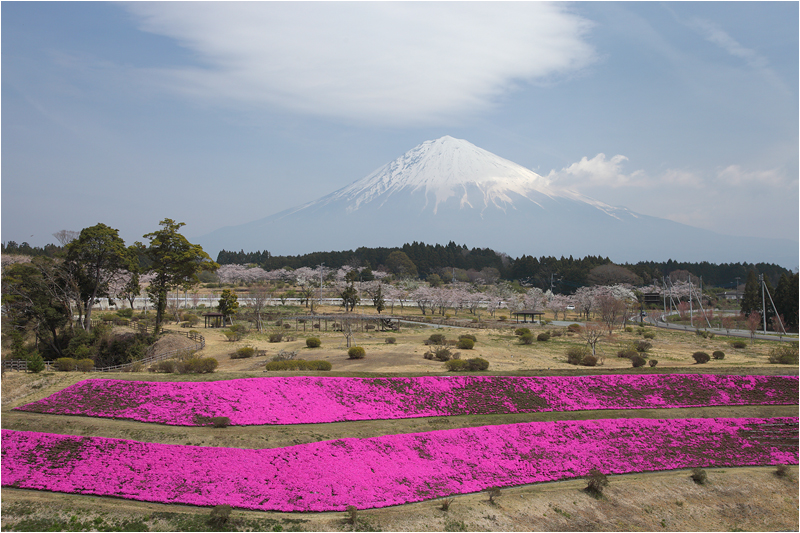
xmin=14 ymin=374 xmax=798 ymax=426
xmin=2 ymin=417 xmax=796 ymax=511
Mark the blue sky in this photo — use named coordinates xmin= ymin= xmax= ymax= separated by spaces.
xmin=2 ymin=1 xmax=798 ymax=259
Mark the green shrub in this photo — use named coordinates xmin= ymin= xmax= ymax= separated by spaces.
xmin=445 ymin=359 xmax=468 ymax=372
xmin=457 ymin=338 xmax=475 ymax=350
xmin=617 ymin=348 xmax=638 ymax=359
xmin=348 ymin=346 xmax=366 ymax=359
xmin=631 ymin=355 xmax=646 ymax=368
xmin=211 ymin=416 xmax=230 ymax=428
xmin=428 ymin=333 xmax=447 ymax=345
xmin=265 ymin=359 xmax=332 ymax=371
xmin=649 ymin=359 xmax=658 ymax=367
xmin=176 ymin=357 xmax=218 ymax=374
xmin=224 ymin=330 xmax=243 ymax=342
xmin=425 ymin=346 xmax=454 ymax=361
xmin=269 ymin=333 xmax=283 ymax=343
xmin=537 ymin=332 xmax=550 ymax=342
xmin=690 ymin=468 xmax=708 ymax=485
xmin=459 ymin=334 xmax=477 ymax=343
xmin=26 ymin=352 xmax=45 ymax=373
xmin=385 ymin=337 xmax=396 ymax=344
xmin=116 ymin=308 xmax=134 ymax=318
xmin=514 ymin=327 xmax=531 ymax=336
xmin=768 ymin=344 xmax=799 ymax=365
xmin=231 ymin=347 xmax=255 ymax=359
xmin=566 ymin=346 xmax=590 ymax=365
xmin=208 ymin=505 xmax=232 ymax=527
xmin=730 ymin=340 xmax=747 ymax=349
xmin=283 ymin=323 xmax=292 ymax=329
xmin=643 ymin=331 xmax=656 ymax=340
xmin=581 ymin=355 xmax=598 ymax=367
xmin=54 ymin=357 xmax=77 ymax=372
xmin=624 ymin=326 xmax=633 ymax=332
xmin=550 ymin=329 xmax=563 ymax=337
xmin=76 ymin=358 xmax=94 ymax=372
xmin=519 ymin=333 xmax=535 ymax=345
xmin=567 ymin=324 xmax=583 ymax=333
xmin=635 ymin=340 xmax=652 ymax=352
xmin=712 ymin=350 xmax=725 ymax=360
xmin=692 ymin=351 xmax=710 ymax=364
xmin=306 ymin=337 xmax=321 ymax=348
xmin=465 ymin=357 xmax=489 ymax=371
xmin=150 ymin=360 xmax=175 ymax=373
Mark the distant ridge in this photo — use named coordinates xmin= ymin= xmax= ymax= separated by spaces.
xmin=196 ymin=137 xmax=797 ymax=267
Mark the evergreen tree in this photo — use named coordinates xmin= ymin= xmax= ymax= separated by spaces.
xmin=740 ymin=270 xmax=760 ymax=316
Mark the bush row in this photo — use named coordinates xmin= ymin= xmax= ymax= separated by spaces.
xmin=265 ymin=360 xmax=332 ymax=371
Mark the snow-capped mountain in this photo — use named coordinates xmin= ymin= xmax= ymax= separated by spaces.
xmin=196 ymin=136 xmax=795 ymax=266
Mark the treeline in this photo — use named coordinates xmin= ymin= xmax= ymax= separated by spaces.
xmin=2 ymin=241 xmax=63 ymax=258
xmin=216 ymin=242 xmax=793 ymax=291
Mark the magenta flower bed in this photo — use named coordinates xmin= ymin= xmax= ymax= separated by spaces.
xmin=15 ymin=374 xmax=797 ymax=426
xmin=2 ymin=417 xmax=796 ymax=511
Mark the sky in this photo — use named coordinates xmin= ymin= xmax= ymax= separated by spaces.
xmin=2 ymin=1 xmax=798 ymax=262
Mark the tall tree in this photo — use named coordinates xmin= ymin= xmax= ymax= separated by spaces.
xmin=65 ymin=223 xmax=137 ymax=330
xmin=139 ymin=219 xmax=218 ymax=333
xmin=217 ymin=289 xmax=239 ymax=325
xmin=740 ymin=270 xmax=760 ymax=316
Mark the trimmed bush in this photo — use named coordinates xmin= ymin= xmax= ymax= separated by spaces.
xmin=730 ymin=340 xmax=747 ymax=349
xmin=712 ymin=350 xmax=725 ymax=360
xmin=465 ymin=357 xmax=489 ymax=371
xmin=269 ymin=333 xmax=283 ymax=343
xmin=567 ymin=324 xmax=583 ymax=333
xmin=768 ymin=344 xmax=799 ymax=365
xmin=265 ymin=359 xmax=332 ymax=371
xmin=631 ymin=355 xmax=646 ymax=368
xmin=537 ymin=332 xmax=551 ymax=342
xmin=635 ymin=340 xmax=652 ymax=353
xmin=445 ymin=359 xmax=468 ymax=372
xmin=54 ymin=358 xmax=77 ymax=372
xmin=566 ymin=346 xmax=590 ymax=365
xmin=519 ymin=333 xmax=535 ymax=345
xmin=224 ymin=330 xmax=243 ymax=342
xmin=692 ymin=351 xmax=711 ymax=364
xmin=348 ymin=346 xmax=366 ymax=359
xmin=617 ymin=348 xmax=638 ymax=359
xmin=643 ymin=331 xmax=656 ymax=340
xmin=176 ymin=357 xmax=218 ymax=374
xmin=150 ymin=360 xmax=175 ymax=373
xmin=581 ymin=355 xmax=598 ymax=367
xmin=427 ymin=333 xmax=447 ymax=345
xmin=306 ymin=337 xmax=321 ymax=348
xmin=283 ymin=323 xmax=292 ymax=329
xmin=209 ymin=505 xmax=232 ymax=527
xmin=385 ymin=337 xmax=396 ymax=344
xmin=425 ymin=346 xmax=454 ymax=362
xmin=232 ymin=347 xmax=255 ymax=359
xmin=514 ymin=327 xmax=531 ymax=336
xmin=76 ymin=358 xmax=95 ymax=372
xmin=459 ymin=334 xmax=477 ymax=342
xmin=649 ymin=359 xmax=658 ymax=368
xmin=116 ymin=308 xmax=134 ymax=318
xmin=457 ymin=338 xmax=475 ymax=350
xmin=211 ymin=416 xmax=230 ymax=428
xmin=690 ymin=468 xmax=708 ymax=485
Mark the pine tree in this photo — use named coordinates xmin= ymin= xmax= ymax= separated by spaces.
xmin=740 ymin=270 xmax=760 ymax=316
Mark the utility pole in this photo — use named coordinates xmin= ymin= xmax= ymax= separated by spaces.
xmin=734 ymin=277 xmax=740 ymax=302
xmin=759 ymin=274 xmax=767 ymax=333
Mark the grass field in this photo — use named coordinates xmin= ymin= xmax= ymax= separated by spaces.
xmin=2 ymin=312 xmax=797 ymax=531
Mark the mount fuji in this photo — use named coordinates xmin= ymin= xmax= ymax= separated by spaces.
xmin=197 ymin=136 xmax=795 ymax=266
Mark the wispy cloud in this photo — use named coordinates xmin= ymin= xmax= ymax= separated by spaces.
xmin=123 ymin=2 xmax=595 ymax=125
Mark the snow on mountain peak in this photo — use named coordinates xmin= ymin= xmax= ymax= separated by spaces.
xmin=323 ymin=136 xmax=564 ymax=214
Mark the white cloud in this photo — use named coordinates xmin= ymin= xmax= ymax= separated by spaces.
xmin=715 ymin=165 xmax=787 ymax=188
xmin=547 ymin=153 xmax=641 ymax=188
xmin=124 ymin=2 xmax=595 ymax=125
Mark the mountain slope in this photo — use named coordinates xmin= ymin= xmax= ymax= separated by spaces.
xmin=196 ymin=137 xmax=797 ymax=267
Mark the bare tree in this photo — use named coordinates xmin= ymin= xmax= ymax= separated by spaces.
xmin=597 ymin=293 xmax=625 ymax=334
xmin=248 ymin=282 xmax=272 ymax=333
xmin=746 ymin=312 xmax=761 ymax=345
xmin=52 ymin=230 xmax=79 ymax=247
xmin=581 ymin=322 xmax=605 ymax=360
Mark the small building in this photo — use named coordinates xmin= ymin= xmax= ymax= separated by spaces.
xmin=512 ymin=310 xmax=545 ymax=324
xmin=202 ymin=312 xmax=224 ymax=328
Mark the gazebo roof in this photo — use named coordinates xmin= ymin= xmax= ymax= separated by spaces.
xmin=512 ymin=309 xmax=545 ymax=315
